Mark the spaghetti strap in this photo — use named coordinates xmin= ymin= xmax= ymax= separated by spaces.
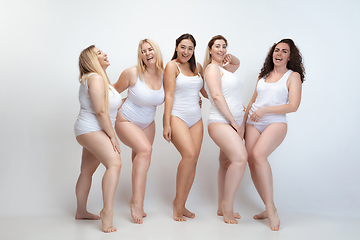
xmin=173 ymin=61 xmax=181 ymax=73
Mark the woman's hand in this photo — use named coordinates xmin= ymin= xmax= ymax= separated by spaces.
xmin=163 ymin=125 xmax=171 ymax=143
xmin=110 ymin=136 xmax=121 ymax=154
xmin=250 ymin=107 xmax=267 ymax=122
xmin=223 ymin=54 xmax=232 ymax=65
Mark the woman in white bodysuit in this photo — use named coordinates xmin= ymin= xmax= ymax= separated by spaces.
xmin=244 ymin=38 xmax=305 ymax=231
xmin=203 ymin=35 xmax=248 ymax=224
xmin=74 ymin=45 xmax=122 ymax=233
xmin=113 ymin=39 xmax=164 ymax=224
xmin=163 ymin=33 xmax=208 ymax=222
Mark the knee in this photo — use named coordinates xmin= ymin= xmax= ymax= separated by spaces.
xmin=252 ymin=149 xmax=267 ymax=165
xmin=136 ymin=145 xmax=153 ymax=165
xmin=182 ymin=149 xmax=198 ymax=166
xmin=109 ymin=157 xmax=122 ymax=173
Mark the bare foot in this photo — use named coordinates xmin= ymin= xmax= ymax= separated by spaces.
xmin=253 ymin=211 xmax=268 ymax=220
xmin=267 ymin=208 xmax=280 ymax=231
xmin=217 ymin=209 xmax=241 ymax=219
xmin=173 ymin=200 xmax=186 ymax=222
xmin=221 ymin=202 xmax=238 ymax=224
xmin=100 ymin=209 xmax=117 ymax=233
xmin=75 ymin=210 xmax=101 ymax=220
xmin=130 ymin=201 xmax=144 ymax=224
xmin=183 ymin=207 xmax=195 ymax=219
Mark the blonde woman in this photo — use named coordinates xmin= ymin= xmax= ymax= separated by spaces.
xmin=163 ymin=33 xmax=208 ymax=222
xmin=74 ymin=45 xmax=122 ymax=233
xmin=113 ymin=39 xmax=164 ymax=224
xmin=204 ymin=35 xmax=247 ymax=224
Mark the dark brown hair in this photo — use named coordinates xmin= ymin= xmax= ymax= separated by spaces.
xmin=259 ymin=39 xmax=305 ymax=83
xmin=171 ymin=33 xmax=197 ymax=74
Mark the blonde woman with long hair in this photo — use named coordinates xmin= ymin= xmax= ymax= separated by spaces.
xmin=74 ymin=45 xmax=122 ymax=233
xmin=204 ymin=35 xmax=247 ymax=224
xmin=113 ymin=39 xmax=164 ymax=224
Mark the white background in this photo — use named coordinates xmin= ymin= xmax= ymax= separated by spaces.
xmin=1 ymin=0 xmax=359 ymax=221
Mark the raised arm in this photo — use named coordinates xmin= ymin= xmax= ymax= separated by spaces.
xmin=205 ymin=64 xmax=242 ymax=135
xmin=249 ymin=72 xmax=302 ymax=122
xmin=163 ymin=61 xmax=178 ymax=142
xmin=88 ymin=74 xmax=120 ymax=153
xmin=223 ymin=54 xmax=240 ymax=73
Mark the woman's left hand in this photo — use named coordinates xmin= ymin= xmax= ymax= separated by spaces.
xmin=223 ymin=54 xmax=232 ymax=65
xmin=250 ymin=107 xmax=267 ymax=122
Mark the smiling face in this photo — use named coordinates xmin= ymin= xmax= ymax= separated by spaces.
xmin=210 ymin=39 xmax=227 ymax=64
xmin=175 ymin=39 xmax=194 ymax=63
xmin=141 ymin=42 xmax=156 ymax=67
xmin=93 ymin=47 xmax=110 ymax=70
xmin=273 ymin=42 xmax=290 ymax=67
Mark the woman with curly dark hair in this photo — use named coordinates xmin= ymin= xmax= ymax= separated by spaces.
xmin=244 ymin=39 xmax=305 ymax=231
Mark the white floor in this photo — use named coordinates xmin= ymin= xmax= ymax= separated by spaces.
xmin=1 ymin=208 xmax=359 ymax=240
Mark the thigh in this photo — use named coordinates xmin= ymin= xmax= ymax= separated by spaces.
xmin=245 ymin=124 xmax=261 ymax=158
xmin=76 ymin=131 xmax=121 ymax=168
xmin=115 ymin=120 xmax=152 ymax=154
xmin=143 ymin=121 xmax=156 ymax=146
xmin=253 ymin=122 xmax=287 ymax=159
xmin=208 ymin=122 xmax=247 ymax=162
xmin=170 ymin=116 xmax=197 ymax=158
xmin=80 ymin=147 xmax=100 ymax=173
xmin=189 ymin=119 xmax=204 ymax=157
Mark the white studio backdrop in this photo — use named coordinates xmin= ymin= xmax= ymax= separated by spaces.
xmin=0 ymin=0 xmax=359 ymax=218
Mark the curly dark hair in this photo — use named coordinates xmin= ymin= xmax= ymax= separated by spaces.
xmin=259 ymin=39 xmax=305 ymax=83
xmin=171 ymin=33 xmax=197 ymax=74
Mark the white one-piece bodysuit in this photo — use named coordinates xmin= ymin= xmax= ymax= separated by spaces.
xmin=119 ymin=76 xmax=165 ymax=129
xmin=74 ymin=73 xmax=122 ymax=136
xmin=205 ymin=66 xmax=244 ymax=126
xmin=247 ymin=69 xmax=293 ymax=133
xmin=171 ymin=62 xmax=203 ymax=128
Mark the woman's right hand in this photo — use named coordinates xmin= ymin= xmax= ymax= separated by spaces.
xmin=163 ymin=125 xmax=171 ymax=143
xmin=110 ymin=136 xmax=121 ymax=154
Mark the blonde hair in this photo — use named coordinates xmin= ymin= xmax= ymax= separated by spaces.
xmin=137 ymin=39 xmax=164 ymax=80
xmin=203 ymin=35 xmax=228 ymax=71
xmin=78 ymin=45 xmax=110 ymax=114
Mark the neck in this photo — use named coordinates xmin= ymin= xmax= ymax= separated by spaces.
xmin=273 ymin=65 xmax=288 ymax=74
xmin=145 ymin=64 xmax=158 ymax=75
xmin=211 ymin=59 xmax=222 ymax=67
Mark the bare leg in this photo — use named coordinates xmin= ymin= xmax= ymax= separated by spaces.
xmin=216 ymin=151 xmax=240 ymax=219
xmin=246 ymin=123 xmax=287 ymax=231
xmin=208 ymin=122 xmax=247 ymax=224
xmin=76 ymin=131 xmax=121 ymax=233
xmin=170 ymin=117 xmax=203 ymax=221
xmin=115 ymin=115 xmax=155 ymax=224
xmin=75 ymin=147 xmax=101 ymax=220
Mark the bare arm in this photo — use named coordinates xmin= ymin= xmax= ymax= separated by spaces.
xmin=223 ymin=54 xmax=240 ymax=73
xmin=87 ymin=74 xmax=120 ymax=153
xmin=249 ymin=72 xmax=302 ymax=122
xmin=205 ymin=64 xmax=243 ymax=136
xmin=112 ymin=66 xmax=137 ymax=94
xmin=197 ymin=63 xmax=208 ymax=99
xmin=163 ymin=61 xmax=178 ymax=142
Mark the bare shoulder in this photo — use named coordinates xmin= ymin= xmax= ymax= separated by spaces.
xmin=165 ymin=61 xmax=177 ymax=70
xmin=87 ymin=73 xmax=103 ymax=83
xmin=289 ymin=71 xmax=301 ymax=83
xmin=205 ymin=63 xmax=220 ymax=75
xmin=123 ymin=66 xmax=138 ymax=78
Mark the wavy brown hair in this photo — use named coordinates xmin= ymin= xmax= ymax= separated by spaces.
xmin=259 ymin=39 xmax=305 ymax=83
xmin=171 ymin=33 xmax=198 ymax=74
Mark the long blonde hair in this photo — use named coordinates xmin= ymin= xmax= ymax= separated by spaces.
xmin=203 ymin=35 xmax=228 ymax=71
xmin=137 ymin=39 xmax=164 ymax=80
xmin=78 ymin=45 xmax=110 ymax=114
